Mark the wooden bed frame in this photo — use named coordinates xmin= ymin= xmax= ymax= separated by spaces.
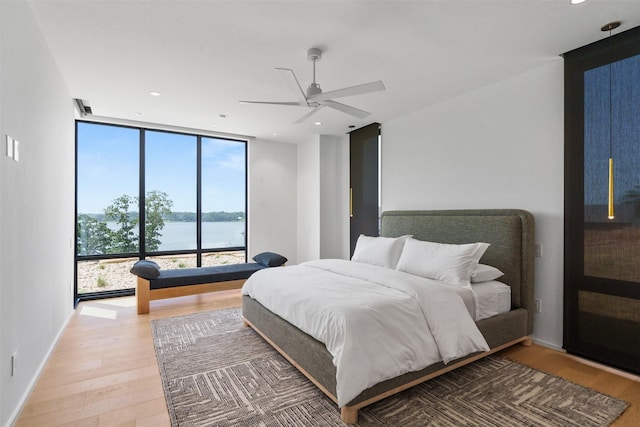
xmin=242 ymin=209 xmax=535 ymax=424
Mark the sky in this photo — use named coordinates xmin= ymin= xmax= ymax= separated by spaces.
xmin=77 ymin=122 xmax=246 ymax=214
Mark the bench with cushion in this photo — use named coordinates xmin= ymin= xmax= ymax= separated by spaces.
xmin=130 ymin=252 xmax=287 ymax=314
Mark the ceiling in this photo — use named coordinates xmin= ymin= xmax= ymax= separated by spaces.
xmin=28 ymin=0 xmax=640 ymax=144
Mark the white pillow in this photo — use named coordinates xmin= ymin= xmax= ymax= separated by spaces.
xmin=351 ymin=234 xmax=412 ymax=269
xmin=471 ymin=264 xmax=504 ymax=283
xmin=396 ymin=238 xmax=490 ymax=288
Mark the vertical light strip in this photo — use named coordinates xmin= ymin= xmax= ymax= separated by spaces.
xmin=608 ymin=157 xmax=615 ymax=219
xmin=349 ymin=188 xmax=353 ymax=217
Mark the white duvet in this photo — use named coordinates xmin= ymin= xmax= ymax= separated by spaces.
xmin=241 ymin=259 xmax=489 ymax=407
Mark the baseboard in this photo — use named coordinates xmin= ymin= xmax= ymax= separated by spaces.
xmin=4 ymin=308 xmax=75 ymax=427
xmin=531 ymin=338 xmax=563 ymax=351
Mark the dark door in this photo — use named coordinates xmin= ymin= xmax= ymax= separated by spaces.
xmin=349 ymin=123 xmax=380 ymax=256
xmin=564 ymin=27 xmax=640 ymax=375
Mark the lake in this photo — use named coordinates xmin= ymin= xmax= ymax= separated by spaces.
xmin=101 ymin=221 xmax=245 ymax=251
xmin=155 ymin=221 xmax=245 ymax=250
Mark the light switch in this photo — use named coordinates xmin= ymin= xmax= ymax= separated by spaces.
xmin=534 ymin=243 xmax=542 ymax=257
xmin=13 ymin=139 xmax=19 ymax=162
xmin=6 ymin=135 xmax=13 ymax=158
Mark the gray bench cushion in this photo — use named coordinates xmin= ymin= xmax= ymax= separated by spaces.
xmin=149 ymin=263 xmax=267 ymax=290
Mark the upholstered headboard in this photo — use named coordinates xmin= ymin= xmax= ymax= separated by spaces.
xmin=380 ymin=209 xmax=535 ymax=334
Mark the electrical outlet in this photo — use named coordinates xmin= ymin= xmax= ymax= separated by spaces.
xmin=534 ymin=299 xmax=542 ymax=313
xmin=11 ymin=352 xmax=17 ymax=376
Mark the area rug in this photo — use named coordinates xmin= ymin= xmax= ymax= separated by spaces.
xmin=151 ymin=308 xmax=628 ymax=426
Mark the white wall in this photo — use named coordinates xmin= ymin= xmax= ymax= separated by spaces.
xmin=0 ymin=1 xmax=4 ymax=419
xmin=248 ymin=138 xmax=298 ymax=264
xmin=382 ymin=60 xmax=564 ymax=349
xmin=297 ymin=136 xmax=321 ymax=262
xmin=0 ymin=2 xmax=75 ymax=426
xmin=296 ymin=134 xmax=350 ymax=263
xmin=319 ymin=135 xmax=350 ymax=260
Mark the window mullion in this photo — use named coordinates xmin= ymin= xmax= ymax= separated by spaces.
xmin=140 ymin=130 xmax=146 ymax=257
xmin=197 ymin=136 xmax=202 ymax=266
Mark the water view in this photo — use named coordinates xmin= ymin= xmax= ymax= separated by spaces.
xmin=156 ymin=221 xmax=245 ymax=250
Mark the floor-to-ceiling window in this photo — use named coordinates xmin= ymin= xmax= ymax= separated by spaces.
xmin=75 ymin=121 xmax=247 ymax=301
xmin=564 ymin=26 xmax=640 ymax=374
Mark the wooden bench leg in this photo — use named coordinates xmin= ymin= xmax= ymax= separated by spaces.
xmin=520 ymin=336 xmax=533 ymax=347
xmin=136 ymin=277 xmax=150 ymax=314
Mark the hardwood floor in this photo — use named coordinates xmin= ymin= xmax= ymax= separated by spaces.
xmin=14 ymin=292 xmax=640 ymax=426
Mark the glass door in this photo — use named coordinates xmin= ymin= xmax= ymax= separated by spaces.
xmin=564 ymin=27 xmax=640 ymax=374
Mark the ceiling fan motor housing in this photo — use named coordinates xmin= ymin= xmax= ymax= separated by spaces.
xmin=306 ymin=82 xmax=322 ymax=98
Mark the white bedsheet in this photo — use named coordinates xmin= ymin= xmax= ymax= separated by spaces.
xmin=472 ymin=280 xmax=512 ymax=321
xmin=241 ymin=259 xmax=489 ymax=406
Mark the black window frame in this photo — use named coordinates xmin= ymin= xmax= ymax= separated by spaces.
xmin=74 ymin=120 xmax=248 ymax=304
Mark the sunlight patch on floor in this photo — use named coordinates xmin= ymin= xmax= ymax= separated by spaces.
xmin=94 ymin=297 xmax=136 ymax=308
xmin=79 ymin=305 xmax=118 ymax=320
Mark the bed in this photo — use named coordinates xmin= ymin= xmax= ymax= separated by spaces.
xmin=242 ymin=209 xmax=535 ymax=424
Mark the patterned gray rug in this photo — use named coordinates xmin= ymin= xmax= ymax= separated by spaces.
xmin=151 ymin=308 xmax=628 ymax=426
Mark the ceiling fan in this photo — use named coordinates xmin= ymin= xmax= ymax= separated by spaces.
xmin=240 ymin=48 xmax=385 ymax=124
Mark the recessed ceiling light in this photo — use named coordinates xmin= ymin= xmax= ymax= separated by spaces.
xmin=272 ymin=133 xmax=278 ymax=136
xmin=136 ymin=112 xmax=142 ymax=116
xmin=149 ymin=91 xmax=161 ymax=96
xmin=314 ymin=121 xmax=322 ymax=126
xmin=570 ymin=0 xmax=586 ymax=4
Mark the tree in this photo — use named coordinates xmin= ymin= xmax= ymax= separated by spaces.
xmin=79 ymin=190 xmax=174 ymax=255
xmin=77 ymin=214 xmax=113 ymax=255
xmin=104 ymin=194 xmax=138 ymax=253
xmin=144 ymin=190 xmax=173 ymax=252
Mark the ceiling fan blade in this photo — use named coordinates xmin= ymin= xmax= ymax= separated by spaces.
xmin=307 ymin=80 xmax=385 ymax=102
xmin=276 ymin=68 xmax=309 ymax=106
xmin=320 ymin=100 xmax=370 ymax=119
xmin=293 ymin=106 xmax=323 ymax=124
xmin=239 ymin=101 xmax=301 ymax=106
